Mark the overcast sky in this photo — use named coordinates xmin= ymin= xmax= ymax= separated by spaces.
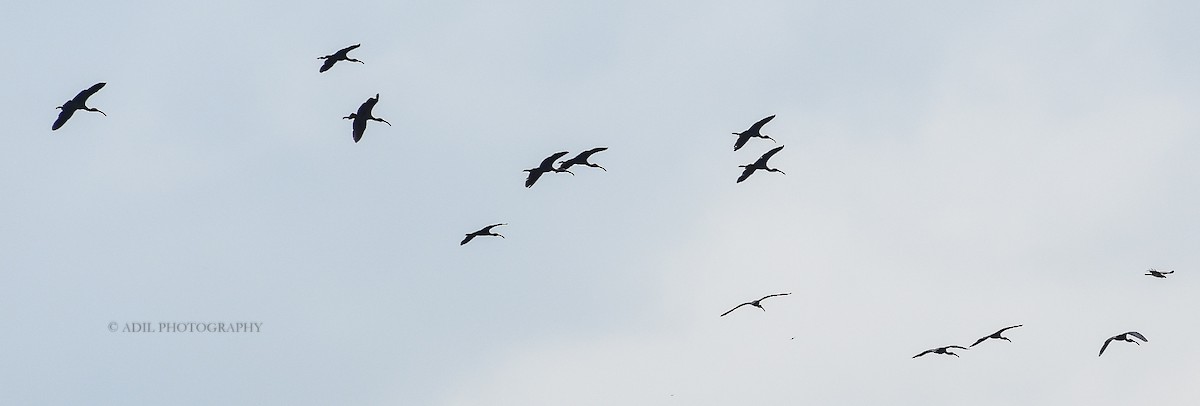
xmin=3 ymin=0 xmax=1199 ymax=404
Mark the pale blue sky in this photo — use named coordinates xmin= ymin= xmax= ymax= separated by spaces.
xmin=2 ymin=0 xmax=1199 ymax=404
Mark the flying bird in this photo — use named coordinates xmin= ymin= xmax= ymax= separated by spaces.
xmin=524 ymin=151 xmax=573 ymax=188
xmin=737 ymin=145 xmax=786 ymax=183
xmin=1099 ymin=331 xmax=1148 ymax=357
xmin=719 ymin=293 xmax=790 ymax=317
xmin=732 ymin=115 xmax=777 ymax=151
xmin=913 ymin=345 xmax=969 ymax=358
xmin=52 ymin=82 xmax=107 ymax=130
xmin=557 ymin=147 xmax=608 ymax=172
xmin=343 ymin=94 xmax=390 ymax=143
xmin=461 ymin=223 xmax=507 ymax=245
xmin=1145 ymin=269 xmax=1174 ymax=278
xmin=970 ymin=325 xmax=1023 ymax=347
xmin=318 ymin=44 xmax=364 ymax=73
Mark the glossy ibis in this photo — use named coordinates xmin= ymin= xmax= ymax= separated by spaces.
xmin=343 ymin=94 xmax=390 ymax=143
xmin=969 ymin=325 xmax=1023 ymax=347
xmin=52 ymin=82 xmax=106 ymax=130
xmin=319 ymin=44 xmax=364 ymax=73
xmin=524 ymin=151 xmax=572 ymax=188
xmin=1145 ymin=269 xmax=1174 ymax=278
xmin=557 ymin=147 xmax=608 ymax=172
xmin=913 ymin=345 xmax=968 ymax=358
xmin=737 ymin=145 xmax=785 ymax=183
xmin=1099 ymin=331 xmax=1148 ymax=357
xmin=719 ymin=293 xmax=790 ymax=317
xmin=461 ymin=223 xmax=507 ymax=245
xmin=733 ymin=115 xmax=776 ymax=151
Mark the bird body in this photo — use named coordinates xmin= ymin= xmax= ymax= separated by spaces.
xmin=343 ymin=94 xmax=390 ymax=143
xmin=53 ymin=82 xmax=107 ymax=130
xmin=319 ymin=44 xmax=364 ymax=72
xmin=733 ymin=115 xmax=776 ymax=151
xmin=719 ymin=293 xmax=790 ymax=317
xmin=1099 ymin=331 xmax=1148 ymax=356
xmin=1145 ymin=269 xmax=1174 ymax=278
xmin=970 ymin=325 xmax=1023 ymax=347
xmin=461 ymin=223 xmax=507 ymax=245
xmin=913 ymin=345 xmax=968 ymax=358
xmin=524 ymin=151 xmax=573 ymax=188
xmin=557 ymin=147 xmax=608 ymax=172
xmin=737 ymin=145 xmax=786 ymax=183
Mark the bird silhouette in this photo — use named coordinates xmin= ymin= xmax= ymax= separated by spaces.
xmin=732 ymin=115 xmax=777 ymax=151
xmin=461 ymin=223 xmax=507 ymax=245
xmin=719 ymin=293 xmax=790 ymax=317
xmin=343 ymin=94 xmax=390 ymax=143
xmin=737 ymin=145 xmax=786 ymax=183
xmin=524 ymin=151 xmax=573 ymax=188
xmin=318 ymin=44 xmax=364 ymax=73
xmin=52 ymin=82 xmax=107 ymax=130
xmin=970 ymin=325 xmax=1023 ymax=347
xmin=1099 ymin=331 xmax=1148 ymax=357
xmin=1145 ymin=269 xmax=1174 ymax=278
xmin=913 ymin=345 xmax=969 ymax=358
xmin=557 ymin=147 xmax=608 ymax=172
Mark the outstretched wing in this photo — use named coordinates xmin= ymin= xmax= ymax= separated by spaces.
xmin=736 ymin=166 xmax=755 ymax=183
xmin=913 ymin=349 xmax=935 ymax=358
xmin=1098 ymin=336 xmax=1116 ymax=356
xmin=358 ymin=94 xmax=380 ymax=116
xmin=946 ymin=345 xmax=968 ymax=351
xmin=338 ymin=43 xmax=361 ymax=54
xmin=754 ymin=145 xmax=785 ymax=166
xmin=73 ymin=82 xmax=106 ymax=103
xmin=733 ymin=133 xmax=751 ymax=151
xmin=460 ymin=234 xmax=476 ymax=245
xmin=51 ymin=108 xmax=75 ymax=131
xmin=525 ymin=169 xmax=544 ymax=188
xmin=481 ymin=223 xmax=506 ymax=233
xmin=1126 ymin=331 xmax=1148 ymax=342
xmin=748 ymin=115 xmax=775 ymax=134
xmin=759 ymin=293 xmax=791 ymax=302
xmin=720 ymin=302 xmax=751 ymax=317
xmin=969 ymin=336 xmax=989 ymax=348
xmin=351 ymin=117 xmax=367 ymax=143
xmin=319 ymin=58 xmax=338 ymax=72
xmin=539 ymin=151 xmax=571 ymax=169
xmin=578 ymin=147 xmax=608 ymax=159
xmin=998 ymin=324 xmax=1027 ymax=333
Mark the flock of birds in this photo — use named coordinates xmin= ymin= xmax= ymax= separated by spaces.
xmin=49 ymin=43 xmax=1177 ymax=361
